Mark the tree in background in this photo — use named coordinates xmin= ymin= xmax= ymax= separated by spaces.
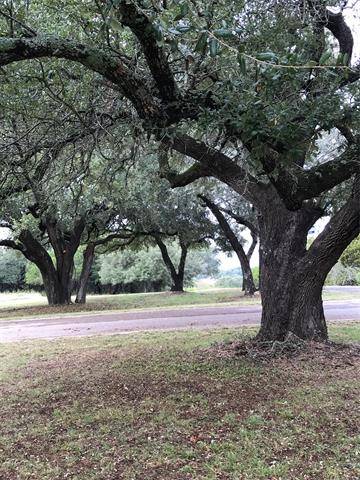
xmin=0 ymin=137 xmax=135 ymax=305
xmin=99 ymin=245 xmax=219 ymax=292
xmin=198 ymin=186 xmax=258 ymax=295
xmin=0 ymin=60 xmax=124 ymax=304
xmin=110 ymin=159 xmax=217 ymax=292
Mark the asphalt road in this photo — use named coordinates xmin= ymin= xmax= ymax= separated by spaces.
xmin=0 ymin=300 xmax=359 ymax=343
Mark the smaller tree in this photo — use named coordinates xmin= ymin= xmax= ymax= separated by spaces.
xmin=198 ymin=189 xmax=258 ymax=295
xmin=99 ymin=244 xmax=219 ymax=292
xmin=109 ymin=159 xmax=217 ymax=293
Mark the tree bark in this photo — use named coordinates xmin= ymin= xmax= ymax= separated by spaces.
xmin=256 ymin=196 xmax=324 ymax=341
xmin=16 ymin=230 xmax=71 ymax=305
xmin=41 ymin=269 xmax=70 ymax=305
xmin=45 ymin=217 xmax=86 ymax=305
xmin=75 ymin=244 xmax=95 ymax=304
xmin=171 ymin=242 xmax=188 ymax=292
xmin=154 ymin=235 xmax=187 ymax=292
xmin=242 ymin=232 xmax=258 ymax=292
xmin=256 ymin=180 xmax=359 ymax=342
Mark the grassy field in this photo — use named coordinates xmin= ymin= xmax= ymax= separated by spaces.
xmin=0 ymin=287 xmax=358 ymax=320
xmin=0 ymin=324 xmax=359 ymax=479
xmin=0 ymin=289 xmax=257 ymax=320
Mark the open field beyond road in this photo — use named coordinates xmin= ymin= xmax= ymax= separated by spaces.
xmin=0 ymin=325 xmax=359 ymax=479
xmin=0 ymin=286 xmax=359 ymax=321
xmin=0 ymin=289 xmax=257 ymax=319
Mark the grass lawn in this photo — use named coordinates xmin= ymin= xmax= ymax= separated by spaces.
xmin=0 ymin=287 xmax=358 ymax=321
xmin=0 ymin=324 xmax=359 ymax=479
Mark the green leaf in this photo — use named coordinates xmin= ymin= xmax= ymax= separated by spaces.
xmin=174 ymin=2 xmax=189 ymax=21
xmin=336 ymin=53 xmax=344 ymax=65
xmin=109 ymin=17 xmax=122 ymax=32
xmin=319 ymin=51 xmax=332 ymax=64
xmin=214 ymin=28 xmax=233 ymax=38
xmin=175 ymin=25 xmax=192 ymax=33
xmin=209 ymin=38 xmax=219 ymax=57
xmin=256 ymin=52 xmax=278 ymax=62
xmin=194 ymin=32 xmax=208 ymax=54
xmin=237 ymin=53 xmax=246 ymax=74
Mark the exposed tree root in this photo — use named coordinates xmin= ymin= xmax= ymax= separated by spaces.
xmin=201 ymin=333 xmax=360 ymax=363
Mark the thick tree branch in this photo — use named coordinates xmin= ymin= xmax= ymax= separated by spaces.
xmin=218 ymin=205 xmax=258 ymax=260
xmin=93 ymin=232 xmax=135 ymax=248
xmin=325 ymin=9 xmax=353 ymax=61
xmin=158 ymin=147 xmax=211 ymax=187
xmin=0 ymin=36 xmax=158 ymax=119
xmin=153 ymin=233 xmax=179 ymax=279
xmin=117 ymin=1 xmax=179 ymax=103
xmin=219 ymin=207 xmax=259 ymax=236
xmin=164 ymin=134 xmax=262 ymax=203
xmin=305 ymin=174 xmax=360 ymax=271
xmin=308 ymin=2 xmax=353 ymax=61
xmin=267 ymin=141 xmax=360 ymax=209
xmin=298 ymin=149 xmax=359 ymax=199
xmin=0 ymin=239 xmax=24 ymax=251
xmin=247 ymin=232 xmax=258 ymax=261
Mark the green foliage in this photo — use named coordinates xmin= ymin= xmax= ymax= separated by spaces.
xmin=25 ymin=262 xmax=43 ymax=286
xmin=340 ymin=237 xmax=360 ymax=268
xmin=325 ymin=263 xmax=360 ymax=286
xmin=0 ymin=0 xmax=357 ymax=309
xmin=100 ymin=247 xmax=168 ymax=287
xmin=100 ymin=245 xmax=219 ymax=288
xmin=252 ymin=266 xmax=260 ymax=288
xmin=215 ymin=266 xmax=259 ymax=288
xmin=0 ymin=248 xmax=26 ymax=287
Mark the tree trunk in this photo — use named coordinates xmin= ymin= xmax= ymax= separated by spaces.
xmin=41 ymin=270 xmax=71 ymax=305
xmin=239 ymin=254 xmax=256 ymax=296
xmin=256 ymin=194 xmax=324 ymax=341
xmin=75 ymin=244 xmax=95 ymax=304
xmin=18 ymin=230 xmax=72 ymax=305
xmin=169 ymin=242 xmax=187 ymax=292
xmin=154 ymin=235 xmax=187 ymax=292
xmin=256 ymin=180 xmax=359 ymax=342
xmin=45 ymin=216 xmax=86 ymax=305
xmin=170 ymin=274 xmax=184 ymax=292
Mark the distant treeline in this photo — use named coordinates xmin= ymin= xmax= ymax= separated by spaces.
xmin=0 ymin=246 xmax=220 ymax=293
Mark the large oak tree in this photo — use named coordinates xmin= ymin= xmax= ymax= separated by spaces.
xmin=0 ymin=0 xmax=359 ymax=340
